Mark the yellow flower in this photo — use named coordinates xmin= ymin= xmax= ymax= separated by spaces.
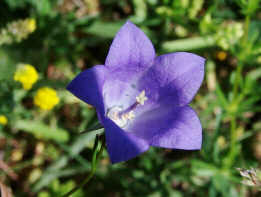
xmin=14 ymin=64 xmax=39 ymax=90
xmin=216 ymin=51 xmax=227 ymax=61
xmin=34 ymin=87 xmax=60 ymax=110
xmin=26 ymin=18 xmax=36 ymax=33
xmin=0 ymin=115 xmax=8 ymax=125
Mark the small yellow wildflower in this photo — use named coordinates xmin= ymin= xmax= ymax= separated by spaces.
xmin=216 ymin=51 xmax=227 ymax=61
xmin=26 ymin=18 xmax=36 ymax=33
xmin=34 ymin=87 xmax=60 ymax=110
xmin=0 ymin=115 xmax=8 ymax=125
xmin=14 ymin=64 xmax=39 ymax=90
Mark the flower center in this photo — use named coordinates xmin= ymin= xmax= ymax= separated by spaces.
xmin=107 ymin=90 xmax=148 ymax=128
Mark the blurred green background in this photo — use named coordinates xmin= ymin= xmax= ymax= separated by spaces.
xmin=0 ymin=0 xmax=261 ymax=196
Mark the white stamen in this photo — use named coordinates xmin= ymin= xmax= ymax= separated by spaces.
xmin=107 ymin=90 xmax=148 ymax=128
xmin=126 ymin=111 xmax=135 ymax=120
xmin=107 ymin=107 xmax=135 ymax=128
xmin=136 ymin=90 xmax=148 ymax=105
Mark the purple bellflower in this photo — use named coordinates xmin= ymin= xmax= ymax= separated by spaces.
xmin=67 ymin=21 xmax=205 ymax=164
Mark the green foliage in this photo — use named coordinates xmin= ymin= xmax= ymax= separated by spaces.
xmin=0 ymin=49 xmax=15 ymax=80
xmin=38 ymin=179 xmax=84 ymax=197
xmin=236 ymin=0 xmax=261 ymax=16
xmin=14 ymin=120 xmax=69 ymax=142
xmin=0 ymin=0 xmax=261 ymax=196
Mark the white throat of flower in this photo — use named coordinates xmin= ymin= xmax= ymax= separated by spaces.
xmin=107 ymin=90 xmax=148 ymax=128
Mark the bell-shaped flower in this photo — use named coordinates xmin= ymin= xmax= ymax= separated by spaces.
xmin=67 ymin=21 xmax=205 ymax=163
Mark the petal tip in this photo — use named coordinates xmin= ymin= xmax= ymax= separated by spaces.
xmin=66 ymin=81 xmax=73 ymax=92
xmin=119 ymin=20 xmax=137 ymax=32
xmin=66 ymin=79 xmax=76 ymax=94
xmin=104 ymin=118 xmax=150 ymax=164
xmin=109 ymin=146 xmax=149 ymax=164
xmin=125 ymin=20 xmax=135 ymax=25
xmin=105 ymin=19 xmax=155 ymax=70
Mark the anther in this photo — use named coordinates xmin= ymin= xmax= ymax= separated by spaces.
xmin=136 ymin=90 xmax=148 ymax=105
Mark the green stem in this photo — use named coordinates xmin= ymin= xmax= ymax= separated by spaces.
xmin=232 ymin=15 xmax=250 ymax=99
xmin=226 ymin=14 xmax=250 ymax=168
xmin=232 ymin=62 xmax=243 ymax=100
xmin=62 ymin=135 xmax=105 ymax=197
xmin=243 ymin=15 xmax=250 ymax=47
xmin=227 ymin=116 xmax=236 ymax=167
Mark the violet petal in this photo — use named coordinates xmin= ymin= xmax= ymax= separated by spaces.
xmin=138 ymin=52 xmax=205 ymax=107
xmin=66 ymin=65 xmax=107 ymax=114
xmin=127 ymin=105 xmax=202 ymax=150
xmin=105 ymin=21 xmax=155 ymax=81
xmin=103 ymin=118 xmax=149 ymax=163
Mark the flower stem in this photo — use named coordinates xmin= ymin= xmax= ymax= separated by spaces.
xmin=243 ymin=15 xmax=250 ymax=47
xmin=62 ymin=135 xmax=105 ymax=197
xmin=225 ymin=116 xmax=237 ymax=168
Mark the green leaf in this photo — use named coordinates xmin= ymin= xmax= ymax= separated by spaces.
xmin=31 ymin=0 xmax=52 ymax=16
xmin=0 ymin=49 xmax=15 ymax=80
xmin=244 ymin=67 xmax=261 ymax=94
xmin=130 ymin=0 xmax=147 ymax=23
xmin=161 ymin=36 xmax=216 ymax=52
xmin=14 ymin=120 xmax=69 ymax=143
xmin=191 ymin=160 xmax=218 ymax=177
xmin=212 ymin=174 xmax=231 ymax=197
xmin=84 ymin=21 xmax=125 ymax=38
xmin=215 ymin=83 xmax=228 ymax=108
xmin=33 ymin=128 xmax=104 ymax=192
xmin=249 ymin=21 xmax=261 ymax=42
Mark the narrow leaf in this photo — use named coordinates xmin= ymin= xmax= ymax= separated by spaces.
xmin=14 ymin=120 xmax=69 ymax=143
